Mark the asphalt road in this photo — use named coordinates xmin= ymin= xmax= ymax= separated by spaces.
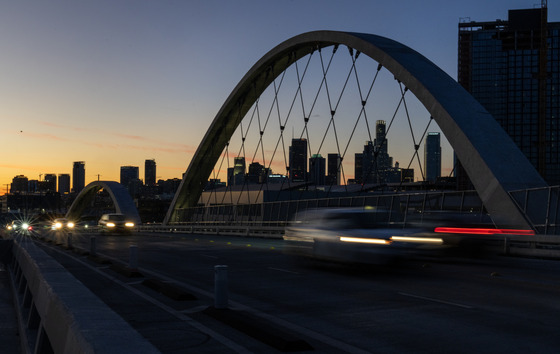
xmin=36 ymin=231 xmax=560 ymax=353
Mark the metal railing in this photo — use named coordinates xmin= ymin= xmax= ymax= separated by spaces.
xmin=510 ymin=185 xmax=560 ymax=234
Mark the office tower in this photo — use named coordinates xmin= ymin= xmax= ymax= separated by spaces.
xmin=327 ymin=153 xmax=341 ymax=186
xmin=458 ymin=5 xmax=560 ymax=185
xmin=11 ymin=175 xmax=28 ymax=193
xmin=354 ymin=153 xmax=363 ymax=184
xmin=425 ymin=132 xmax=441 ymax=182
xmin=121 ymin=166 xmax=140 ymax=196
xmin=120 ymin=166 xmax=139 ymax=186
xmin=58 ymin=174 xmax=70 ymax=194
xmin=247 ymin=162 xmax=267 ymax=184
xmin=145 ymin=159 xmax=156 ymax=186
xmin=289 ymin=138 xmax=307 ymax=182
xmin=44 ymin=174 xmax=57 ymax=191
xmin=231 ymin=157 xmax=246 ymax=186
xmin=72 ymin=161 xmax=85 ymax=193
xmin=309 ymin=154 xmax=326 ymax=186
xmin=363 ymin=121 xmax=393 ymax=184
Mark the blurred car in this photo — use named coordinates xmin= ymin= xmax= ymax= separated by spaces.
xmin=5 ymin=220 xmax=33 ymax=235
xmin=51 ymin=218 xmax=76 ymax=231
xmin=284 ymin=208 xmax=444 ymax=264
xmin=98 ymin=213 xmax=135 ymax=233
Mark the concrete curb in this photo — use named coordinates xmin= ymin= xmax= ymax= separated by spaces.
xmin=12 ymin=239 xmax=160 ymax=354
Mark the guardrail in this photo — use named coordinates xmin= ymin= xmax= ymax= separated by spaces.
xmin=138 ymin=222 xmax=286 ymax=238
xmin=6 ymin=238 xmax=159 ymax=354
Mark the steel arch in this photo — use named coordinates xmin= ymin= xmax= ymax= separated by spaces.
xmin=165 ymin=30 xmax=547 ymax=227
xmin=66 ymin=181 xmax=141 ymax=225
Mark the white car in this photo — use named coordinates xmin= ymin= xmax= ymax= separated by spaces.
xmin=284 ymin=208 xmax=443 ymax=264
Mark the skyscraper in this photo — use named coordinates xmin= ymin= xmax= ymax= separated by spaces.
xmin=458 ymin=5 xmax=560 ymax=185
xmin=233 ymin=157 xmax=246 ymax=186
xmin=11 ymin=175 xmax=28 ymax=193
xmin=425 ymin=132 xmax=441 ymax=182
xmin=354 ymin=153 xmax=363 ymax=184
xmin=43 ymin=174 xmax=57 ymax=192
xmin=121 ymin=166 xmax=140 ymax=196
xmin=289 ymin=138 xmax=307 ymax=182
xmin=58 ymin=174 xmax=70 ymax=194
xmin=145 ymin=159 xmax=156 ymax=186
xmin=327 ymin=153 xmax=341 ymax=186
xmin=309 ymin=154 xmax=326 ymax=186
xmin=363 ymin=121 xmax=393 ymax=184
xmin=72 ymin=161 xmax=85 ymax=193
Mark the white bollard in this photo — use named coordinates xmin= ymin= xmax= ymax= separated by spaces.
xmin=129 ymin=245 xmax=138 ymax=270
xmin=214 ymin=265 xmax=228 ymax=309
xmin=90 ymin=236 xmax=96 ymax=256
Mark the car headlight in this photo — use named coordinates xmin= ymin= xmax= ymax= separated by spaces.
xmin=125 ymin=222 xmax=134 ymax=227
xmin=67 ymin=222 xmax=75 ymax=228
xmin=107 ymin=222 xmax=115 ymax=227
xmin=54 ymin=222 xmax=63 ymax=229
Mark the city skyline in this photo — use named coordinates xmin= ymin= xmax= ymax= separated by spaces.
xmin=2 ymin=1 xmax=556 ymax=195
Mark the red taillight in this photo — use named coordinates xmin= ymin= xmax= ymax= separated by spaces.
xmin=434 ymin=227 xmax=535 ymax=235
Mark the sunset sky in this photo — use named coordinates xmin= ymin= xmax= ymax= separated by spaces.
xmin=1 ymin=0 xmax=555 ymax=193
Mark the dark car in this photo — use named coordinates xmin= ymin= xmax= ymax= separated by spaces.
xmin=98 ymin=213 xmax=135 ymax=233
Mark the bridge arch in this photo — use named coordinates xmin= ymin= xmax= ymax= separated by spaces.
xmin=66 ymin=181 xmax=141 ymax=225
xmin=165 ymin=30 xmax=547 ymax=227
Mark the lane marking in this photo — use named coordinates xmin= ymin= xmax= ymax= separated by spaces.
xmin=268 ymin=267 xmax=300 ymax=275
xmin=39 ymin=242 xmax=252 ymax=354
xmin=398 ymin=292 xmax=475 ymax=309
xmin=201 ymin=254 xmax=219 ymax=259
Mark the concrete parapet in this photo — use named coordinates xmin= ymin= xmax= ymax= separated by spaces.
xmin=12 ymin=239 xmax=159 ymax=354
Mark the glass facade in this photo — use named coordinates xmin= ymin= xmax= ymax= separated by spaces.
xmin=459 ymin=8 xmax=560 ymax=186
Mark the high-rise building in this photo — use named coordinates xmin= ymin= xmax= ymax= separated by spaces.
xmin=309 ymin=154 xmax=326 ymax=186
xmin=11 ymin=175 xmax=28 ymax=193
xmin=121 ymin=166 xmax=140 ymax=196
xmin=58 ymin=174 xmax=70 ymax=194
xmin=232 ymin=157 xmax=246 ymax=186
xmin=458 ymin=5 xmax=560 ymax=185
xmin=247 ymin=162 xmax=268 ymax=184
xmin=425 ymin=132 xmax=441 ymax=182
xmin=327 ymin=153 xmax=341 ymax=186
xmin=72 ymin=161 xmax=85 ymax=193
xmin=354 ymin=153 xmax=363 ymax=184
xmin=43 ymin=174 xmax=57 ymax=192
xmin=289 ymin=138 xmax=307 ymax=182
xmin=362 ymin=121 xmax=393 ymax=184
xmin=145 ymin=159 xmax=156 ymax=186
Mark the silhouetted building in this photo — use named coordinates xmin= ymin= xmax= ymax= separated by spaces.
xmin=327 ymin=153 xmax=341 ymax=186
xmin=247 ymin=162 xmax=268 ymax=184
xmin=458 ymin=5 xmax=560 ymax=185
xmin=362 ymin=121 xmax=393 ymax=184
xmin=425 ymin=132 xmax=441 ymax=182
xmin=72 ymin=161 xmax=85 ymax=193
xmin=145 ymin=159 xmax=156 ymax=186
xmin=11 ymin=175 xmax=28 ymax=193
xmin=43 ymin=174 xmax=57 ymax=192
xmin=58 ymin=174 xmax=70 ymax=194
xmin=309 ymin=154 xmax=326 ymax=185
xmin=354 ymin=153 xmax=363 ymax=184
xmin=289 ymin=138 xmax=307 ymax=182
xmin=120 ymin=166 xmax=140 ymax=196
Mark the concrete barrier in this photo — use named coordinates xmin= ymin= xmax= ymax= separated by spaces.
xmin=11 ymin=239 xmax=159 ymax=354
